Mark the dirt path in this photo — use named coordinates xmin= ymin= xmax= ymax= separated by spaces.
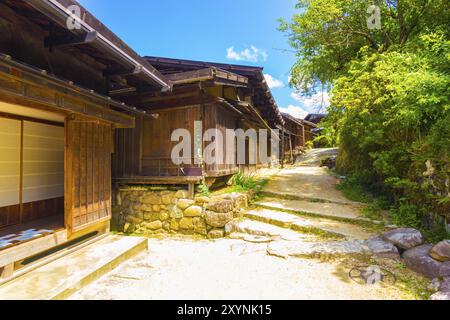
xmin=70 ymin=238 xmax=415 ymax=300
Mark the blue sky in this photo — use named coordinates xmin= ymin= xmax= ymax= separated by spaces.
xmin=78 ymin=0 xmax=327 ymax=118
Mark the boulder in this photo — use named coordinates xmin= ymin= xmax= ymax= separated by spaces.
xmin=402 ymin=244 xmax=450 ymax=279
xmin=169 ymin=205 xmax=183 ymax=219
xmin=206 ymin=200 xmax=234 ymax=213
xmin=159 ymin=211 xmax=169 ymax=221
xmin=205 ymin=211 xmax=234 ymax=228
xmin=224 ymin=220 xmax=238 ymax=235
xmin=381 ymin=228 xmax=424 ymax=250
xmin=208 ymin=229 xmax=224 ymax=239
xmin=441 ymin=262 xmax=450 ymax=277
xmin=195 ymin=196 xmax=211 ymax=204
xmin=125 ymin=215 xmax=143 ymax=225
xmin=440 ymin=277 xmax=450 ymax=292
xmin=179 ymin=218 xmax=194 ymax=230
xmin=429 ymin=240 xmax=450 ymax=262
xmin=152 ymin=205 xmax=161 ymax=212
xmin=146 ymin=220 xmax=163 ymax=230
xmin=143 ymin=212 xmax=160 ymax=222
xmin=428 ymin=278 xmax=441 ymax=292
xmin=123 ymin=222 xmax=134 ymax=233
xmin=141 ymin=193 xmax=161 ymax=205
xmin=170 ymin=220 xmax=179 ymax=231
xmin=184 ymin=205 xmax=203 ymax=217
xmin=161 ymin=194 xmax=172 ymax=205
xmin=177 ymin=199 xmax=195 ymax=210
xmin=162 ymin=222 xmax=170 ymax=231
xmin=175 ymin=190 xmax=189 ymax=199
xmin=429 ymin=291 xmax=450 ymax=300
xmin=193 ymin=218 xmax=207 ymax=235
xmin=365 ymin=236 xmax=400 ymax=259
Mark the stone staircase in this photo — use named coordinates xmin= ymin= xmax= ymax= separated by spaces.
xmin=225 ymin=186 xmax=387 ymax=260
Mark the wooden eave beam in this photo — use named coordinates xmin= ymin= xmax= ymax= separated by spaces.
xmin=44 ymin=30 xmax=98 ymax=48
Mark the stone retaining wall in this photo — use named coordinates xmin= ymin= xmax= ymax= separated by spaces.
xmin=113 ymin=187 xmax=249 ymax=239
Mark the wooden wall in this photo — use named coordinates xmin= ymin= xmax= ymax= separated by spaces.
xmin=204 ymin=103 xmax=239 ymax=175
xmin=65 ymin=119 xmax=112 ymax=233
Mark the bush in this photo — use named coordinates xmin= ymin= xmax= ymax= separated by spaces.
xmin=230 ymin=172 xmax=268 ymax=193
xmin=326 ymin=34 xmax=450 ymax=240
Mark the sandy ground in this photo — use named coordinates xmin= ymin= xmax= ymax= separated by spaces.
xmin=70 ymin=238 xmax=415 ymax=300
xmin=264 ymin=166 xmax=352 ymax=204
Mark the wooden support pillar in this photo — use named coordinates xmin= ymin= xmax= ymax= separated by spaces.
xmin=188 ymin=183 xmax=195 ymax=199
xmin=0 ymin=263 xmax=14 ymax=279
xmin=281 ymin=128 xmax=285 ymax=168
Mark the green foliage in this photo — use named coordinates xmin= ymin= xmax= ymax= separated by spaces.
xmin=279 ymin=0 xmax=450 ymax=93
xmin=229 ymin=172 xmax=268 ymax=194
xmin=312 ymin=120 xmax=337 ymax=147
xmin=197 ymin=183 xmax=211 ymax=196
xmin=282 ymin=1 xmax=450 ymax=240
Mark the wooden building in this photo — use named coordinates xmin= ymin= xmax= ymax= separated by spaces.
xmin=113 ymin=57 xmax=284 ymax=189
xmin=281 ymin=113 xmax=318 ymax=164
xmin=0 ymin=0 xmax=170 ymax=278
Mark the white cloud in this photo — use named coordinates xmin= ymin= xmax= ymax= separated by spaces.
xmin=279 ymin=105 xmax=309 ymax=119
xmin=264 ymin=74 xmax=284 ymax=89
xmin=290 ymin=91 xmax=330 ymax=112
xmin=226 ymin=46 xmax=268 ymax=63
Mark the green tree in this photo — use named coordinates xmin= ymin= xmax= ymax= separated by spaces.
xmin=279 ymin=0 xmax=450 ymax=92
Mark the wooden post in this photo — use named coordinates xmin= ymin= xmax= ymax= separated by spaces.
xmin=188 ymin=183 xmax=195 ymax=199
xmin=281 ymin=128 xmax=285 ymax=168
xmin=0 ymin=263 xmax=14 ymax=279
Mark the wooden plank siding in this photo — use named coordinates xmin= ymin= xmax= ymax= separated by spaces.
xmin=65 ymin=118 xmax=112 ymax=235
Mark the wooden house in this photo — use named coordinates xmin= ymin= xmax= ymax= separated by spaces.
xmin=0 ymin=0 xmax=170 ymax=278
xmin=113 ymin=57 xmax=284 ymax=190
xmin=281 ymin=113 xmax=318 ymax=163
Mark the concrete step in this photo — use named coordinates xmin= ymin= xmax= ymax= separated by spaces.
xmin=0 ymin=235 xmax=148 ymax=300
xmin=226 ymin=219 xmax=321 ymax=242
xmin=245 ymin=208 xmax=373 ymax=240
xmin=255 ymin=197 xmax=376 ymax=224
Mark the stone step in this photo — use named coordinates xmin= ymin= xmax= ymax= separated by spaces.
xmin=260 ymin=190 xmax=360 ymax=206
xmin=226 ymin=219 xmax=321 ymax=242
xmin=245 ymin=208 xmax=374 ymax=240
xmin=267 ymin=240 xmax=371 ymax=259
xmin=255 ymin=198 xmax=378 ymax=225
xmin=0 ymin=235 xmax=148 ymax=300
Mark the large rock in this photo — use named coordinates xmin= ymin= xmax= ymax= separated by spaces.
xmin=179 ymin=218 xmax=194 ymax=230
xmin=429 ymin=291 xmax=450 ymax=300
xmin=175 ymin=190 xmax=189 ymax=199
xmin=177 ymin=199 xmax=195 ymax=210
xmin=184 ymin=205 xmax=203 ymax=217
xmin=206 ymin=200 xmax=234 ymax=213
xmin=219 ymin=193 xmax=248 ymax=209
xmin=169 ymin=205 xmax=183 ymax=219
xmin=402 ymin=244 xmax=450 ymax=279
xmin=146 ymin=220 xmax=163 ymax=230
xmin=205 ymin=210 xmax=234 ymax=228
xmin=195 ymin=196 xmax=211 ymax=204
xmin=161 ymin=194 xmax=173 ymax=205
xmin=141 ymin=193 xmax=161 ymax=205
xmin=365 ymin=236 xmax=400 ymax=259
xmin=208 ymin=229 xmax=224 ymax=239
xmin=429 ymin=240 xmax=450 ymax=262
xmin=193 ymin=217 xmax=207 ymax=235
xmin=440 ymin=277 xmax=450 ymax=292
xmin=381 ymin=228 xmax=424 ymax=250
